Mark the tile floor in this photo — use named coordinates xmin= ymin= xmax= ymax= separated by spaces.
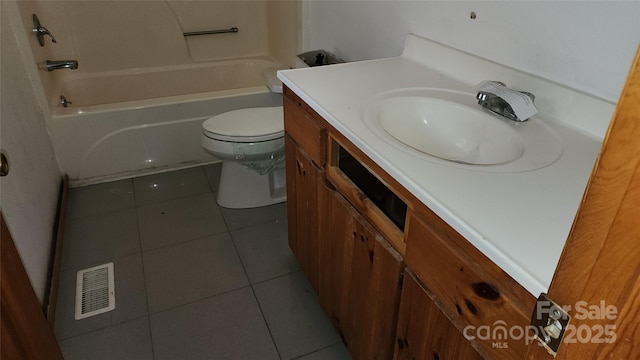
xmin=55 ymin=164 xmax=351 ymax=360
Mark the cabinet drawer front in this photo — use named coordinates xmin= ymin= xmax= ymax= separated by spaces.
xmin=405 ymin=213 xmax=535 ymax=360
xmin=283 ymin=89 xmax=325 ymax=167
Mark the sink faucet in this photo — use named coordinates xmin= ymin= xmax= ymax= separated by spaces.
xmin=45 ymin=60 xmax=78 ymax=71
xmin=476 ymin=81 xmax=536 ymax=122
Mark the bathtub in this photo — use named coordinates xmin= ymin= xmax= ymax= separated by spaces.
xmin=48 ymin=57 xmax=284 ymax=186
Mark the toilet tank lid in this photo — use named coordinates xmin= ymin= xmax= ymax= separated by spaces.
xmin=202 ymin=106 xmax=284 ymax=138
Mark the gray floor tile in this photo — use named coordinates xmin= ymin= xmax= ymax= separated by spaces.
xmin=59 ymin=317 xmax=153 ymax=360
xmin=133 ymin=167 xmax=211 ymax=206
xmin=143 ymin=233 xmax=249 ymax=313
xmin=232 ymin=219 xmax=300 ymax=284
xmin=150 ymin=287 xmax=279 ymax=360
xmin=295 ymin=343 xmax=352 ymax=360
xmin=202 ymin=162 xmax=222 ymax=197
xmin=137 ymin=193 xmax=227 ymax=251
xmin=221 ymin=202 xmax=288 ymax=230
xmin=62 ymin=208 xmax=140 ymax=270
xmin=254 ymin=272 xmax=341 ymax=360
xmin=55 ymin=254 xmax=149 ymax=340
xmin=66 ymin=179 xmax=135 ymax=220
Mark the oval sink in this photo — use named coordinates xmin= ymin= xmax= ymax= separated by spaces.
xmin=362 ymin=88 xmax=563 ymax=172
xmin=375 ymin=96 xmax=523 ymax=165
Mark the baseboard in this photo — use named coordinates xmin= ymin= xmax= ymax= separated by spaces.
xmin=44 ymin=175 xmax=69 ymax=328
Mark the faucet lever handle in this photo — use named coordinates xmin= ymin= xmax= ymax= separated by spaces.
xmin=32 ymin=14 xmax=57 ymax=46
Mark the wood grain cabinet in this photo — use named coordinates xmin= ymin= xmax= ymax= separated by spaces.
xmin=317 ymin=180 xmax=403 ymax=359
xmin=284 ymin=87 xmax=403 ymax=359
xmin=283 ymin=86 xmax=536 ymax=360
xmin=405 ymin=212 xmax=536 ymax=359
xmin=395 ymin=269 xmax=483 ymax=360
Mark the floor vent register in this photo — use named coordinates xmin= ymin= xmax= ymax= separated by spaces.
xmin=75 ymin=262 xmax=115 ymax=320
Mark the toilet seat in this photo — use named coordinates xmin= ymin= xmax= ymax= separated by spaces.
xmin=202 ymin=106 xmax=284 ymax=143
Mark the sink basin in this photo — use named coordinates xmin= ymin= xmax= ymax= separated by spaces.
xmin=374 ymin=95 xmax=523 ymax=165
xmin=363 ymin=88 xmax=563 ymax=172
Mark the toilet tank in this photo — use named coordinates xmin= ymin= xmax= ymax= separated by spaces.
xmin=264 ymin=50 xmax=345 ymax=93
xmin=295 ymin=50 xmax=345 ymax=68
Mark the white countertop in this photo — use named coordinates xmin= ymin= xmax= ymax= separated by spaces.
xmin=278 ymin=34 xmax=614 ymax=296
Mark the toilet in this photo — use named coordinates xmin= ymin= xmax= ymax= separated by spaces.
xmin=201 ymin=105 xmax=286 ymax=209
xmin=201 ymin=51 xmax=344 ymax=209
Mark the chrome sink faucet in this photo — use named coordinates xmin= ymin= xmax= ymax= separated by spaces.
xmin=45 ymin=60 xmax=79 ymax=71
xmin=476 ymin=81 xmax=536 ymax=122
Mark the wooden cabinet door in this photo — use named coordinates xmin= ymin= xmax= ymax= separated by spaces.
xmin=285 ymin=136 xmax=323 ymax=289
xmin=395 ymin=270 xmax=483 ymax=360
xmin=318 ymin=181 xmax=404 ymax=360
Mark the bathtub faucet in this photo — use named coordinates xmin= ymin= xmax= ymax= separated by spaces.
xmin=45 ymin=60 xmax=78 ymax=71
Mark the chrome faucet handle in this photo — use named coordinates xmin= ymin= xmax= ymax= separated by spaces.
xmin=32 ymin=14 xmax=57 ymax=46
xmin=477 ymin=91 xmax=519 ymax=121
xmin=60 ymin=95 xmax=72 ymax=108
xmin=475 ymin=81 xmax=537 ymax=122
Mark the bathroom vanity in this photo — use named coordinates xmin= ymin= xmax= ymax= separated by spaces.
xmin=283 ymin=85 xmax=533 ymax=359
xmin=278 ymin=34 xmax=634 ymax=359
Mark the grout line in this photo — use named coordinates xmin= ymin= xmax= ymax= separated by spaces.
xmin=145 ymin=283 xmax=252 ymax=316
xmin=289 ymin=342 xmax=345 ymax=360
xmin=55 ymin=314 xmax=150 ymax=342
xmin=132 ymin=166 xmax=217 ymax=208
xmin=139 ymin=229 xmax=229 ymax=254
xmin=65 ymin=178 xmax=136 ymax=222
xmin=220 ymin=203 xmax=288 ymax=232
xmin=220 ymin=205 xmax=284 ymax=360
xmin=133 ymin=188 xmax=156 ymax=360
xmin=248 ymin=284 xmax=283 ymax=360
xmin=250 ymin=269 xmax=304 ymax=287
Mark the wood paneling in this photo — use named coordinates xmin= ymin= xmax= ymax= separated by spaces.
xmin=527 ymin=46 xmax=640 ymax=359
xmin=1 ymin=213 xmax=63 ymax=359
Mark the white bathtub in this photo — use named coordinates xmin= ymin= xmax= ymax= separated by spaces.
xmin=48 ymin=57 xmax=284 ymax=186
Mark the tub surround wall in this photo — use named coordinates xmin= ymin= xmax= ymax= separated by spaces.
xmin=304 ymin=1 xmax=640 ymax=109
xmin=16 ymin=0 xmax=300 ymax=110
xmin=268 ymin=0 xmax=301 ymax=70
xmin=172 ymin=1 xmax=269 ymax=62
xmin=11 ymin=0 xmax=299 ymax=185
xmin=1 ymin=1 xmax=62 ymax=304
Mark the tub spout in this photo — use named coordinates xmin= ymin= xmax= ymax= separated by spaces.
xmin=45 ymin=60 xmax=78 ymax=71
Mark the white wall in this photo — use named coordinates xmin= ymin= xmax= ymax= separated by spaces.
xmin=1 ymin=1 xmax=62 ymax=304
xmin=303 ymin=1 xmax=640 ymax=106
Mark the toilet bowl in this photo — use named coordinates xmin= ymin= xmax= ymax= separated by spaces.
xmin=201 ymin=53 xmax=343 ymax=209
xmin=201 ymin=106 xmax=286 ymax=209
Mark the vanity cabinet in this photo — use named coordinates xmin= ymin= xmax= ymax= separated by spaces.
xmin=283 ymin=86 xmax=535 ymax=360
xmin=284 ymin=87 xmax=403 ymax=358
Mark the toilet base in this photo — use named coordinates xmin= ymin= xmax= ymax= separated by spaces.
xmin=216 ymin=160 xmax=287 ymax=209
